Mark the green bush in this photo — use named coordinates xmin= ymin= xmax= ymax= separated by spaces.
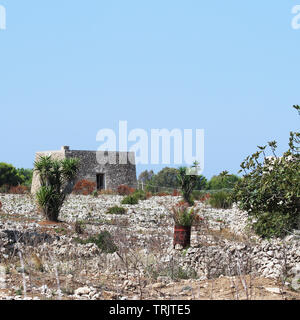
xmin=132 ymin=189 xmax=147 ymax=200
xmin=208 ymin=171 xmax=240 ymax=190
xmin=107 ymin=206 xmax=127 ymax=215
xmin=75 ymin=231 xmax=117 ymax=253
xmin=92 ymin=190 xmax=99 ymax=197
xmin=121 ymin=194 xmax=139 ymax=205
xmin=251 ymin=211 xmax=296 ymax=239
xmin=209 ymin=191 xmax=233 ymax=209
xmin=16 ymin=168 xmax=33 ymax=188
xmin=146 ymin=167 xmax=179 ymax=193
xmin=192 ymin=190 xmax=209 ymax=201
xmin=233 ymin=105 xmax=300 ymax=238
xmin=0 ymin=163 xmax=20 ymax=187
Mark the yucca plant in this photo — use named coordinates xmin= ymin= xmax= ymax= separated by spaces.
xmin=177 ymin=163 xmax=199 ymax=205
xmin=35 ymin=156 xmax=80 ymax=221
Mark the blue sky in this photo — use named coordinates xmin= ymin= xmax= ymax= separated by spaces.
xmin=0 ymin=1 xmax=299 ymax=179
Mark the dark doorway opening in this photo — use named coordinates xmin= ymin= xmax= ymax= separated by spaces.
xmin=96 ymin=174 xmax=105 ymax=190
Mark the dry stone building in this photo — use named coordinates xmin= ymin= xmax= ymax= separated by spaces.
xmin=31 ymin=146 xmax=137 ymax=194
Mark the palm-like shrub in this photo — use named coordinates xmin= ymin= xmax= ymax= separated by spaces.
xmin=177 ymin=164 xmax=198 ymax=205
xmin=34 ymin=156 xmax=80 ymax=221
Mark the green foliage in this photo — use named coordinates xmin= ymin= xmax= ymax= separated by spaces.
xmin=16 ymin=168 xmax=33 ymax=187
xmin=34 ymin=156 xmax=80 ymax=221
xmin=233 ymin=106 xmax=300 ymax=238
xmin=0 ymin=163 xmax=20 ymax=187
xmin=138 ymin=170 xmax=154 ymax=183
xmin=146 ymin=167 xmax=179 ymax=192
xmin=209 ymin=190 xmax=233 ymax=209
xmin=171 ymin=203 xmax=199 ymax=227
xmin=132 ymin=189 xmax=147 ymax=200
xmin=92 ymin=190 xmax=98 ymax=197
xmin=121 ymin=194 xmax=139 ymax=205
xmin=194 ymin=175 xmax=208 ymax=190
xmin=36 ymin=186 xmax=63 ymax=221
xmin=147 ymin=264 xmax=197 ymax=281
xmin=75 ymin=231 xmax=117 ymax=253
xmin=107 ymin=206 xmax=127 ymax=215
xmin=177 ymin=163 xmax=199 ymax=205
xmin=251 ymin=211 xmax=296 ymax=239
xmin=208 ymin=171 xmax=240 ymax=190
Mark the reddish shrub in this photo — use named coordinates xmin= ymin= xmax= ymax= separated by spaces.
xmin=0 ymin=201 xmax=2 ymax=210
xmin=176 ymin=200 xmax=190 ymax=207
xmin=9 ymin=185 xmax=29 ymax=194
xmin=146 ymin=192 xmax=152 ymax=199
xmin=199 ymin=193 xmax=211 ymax=202
xmin=73 ymin=180 xmax=96 ymax=195
xmin=156 ymin=192 xmax=170 ymax=197
xmin=172 ymin=189 xmax=181 ymax=196
xmin=117 ymin=185 xmax=135 ymax=195
xmin=99 ymin=189 xmax=115 ymax=195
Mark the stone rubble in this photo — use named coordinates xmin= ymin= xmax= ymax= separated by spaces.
xmin=0 ymin=193 xmax=300 ymax=298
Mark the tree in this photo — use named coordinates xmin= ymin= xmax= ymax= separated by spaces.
xmin=194 ymin=175 xmax=208 ymax=190
xmin=138 ymin=170 xmax=154 ymax=183
xmin=0 ymin=163 xmax=20 ymax=186
xmin=146 ymin=167 xmax=179 ymax=192
xmin=177 ymin=164 xmax=198 ymax=205
xmin=34 ymin=156 xmax=80 ymax=221
xmin=208 ymin=171 xmax=240 ymax=190
xmin=233 ymin=105 xmax=300 ymax=238
xmin=16 ymin=168 xmax=33 ymax=187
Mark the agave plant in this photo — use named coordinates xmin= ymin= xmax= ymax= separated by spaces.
xmin=34 ymin=156 xmax=80 ymax=221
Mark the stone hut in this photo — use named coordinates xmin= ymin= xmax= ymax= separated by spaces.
xmin=31 ymin=146 xmax=137 ymax=194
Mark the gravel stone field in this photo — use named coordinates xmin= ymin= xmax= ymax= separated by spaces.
xmin=0 ymin=193 xmax=300 ymax=300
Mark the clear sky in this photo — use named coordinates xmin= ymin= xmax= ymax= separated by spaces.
xmin=0 ymin=1 xmax=299 ymax=179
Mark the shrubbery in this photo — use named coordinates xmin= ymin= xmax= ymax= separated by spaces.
xmin=0 ymin=164 xmax=32 ymax=190
xmin=192 ymin=190 xmax=210 ymax=202
xmin=121 ymin=194 xmax=139 ymax=205
xmin=132 ymin=189 xmax=147 ymax=200
xmin=107 ymin=206 xmax=127 ymax=215
xmin=8 ymin=185 xmax=29 ymax=194
xmin=75 ymin=231 xmax=117 ymax=253
xmin=117 ymin=185 xmax=135 ymax=195
xmin=251 ymin=211 xmax=296 ymax=239
xmin=208 ymin=171 xmax=240 ymax=190
xmin=209 ymin=190 xmax=233 ymax=209
xmin=73 ymin=179 xmax=96 ymax=195
xmin=233 ymin=105 xmax=300 ymax=238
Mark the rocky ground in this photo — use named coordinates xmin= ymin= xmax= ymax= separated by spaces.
xmin=0 ymin=193 xmax=300 ymax=300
